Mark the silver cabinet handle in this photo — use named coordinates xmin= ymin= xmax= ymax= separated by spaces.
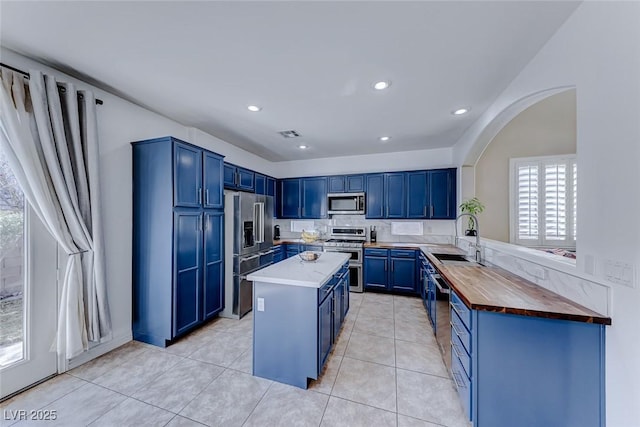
xmin=391 ymin=260 xmax=395 ymax=272
xmin=384 ymin=259 xmax=388 ymax=271
xmin=197 ymin=187 xmax=202 ymax=204
xmin=240 ymin=254 xmax=261 ymax=262
xmin=430 ymin=206 xmax=434 ymax=217
xmin=205 ymin=189 xmax=209 ymax=205
xmin=259 ymin=249 xmax=275 ymax=256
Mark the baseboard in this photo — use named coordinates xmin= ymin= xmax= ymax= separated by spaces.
xmin=64 ymin=331 xmax=133 ymax=371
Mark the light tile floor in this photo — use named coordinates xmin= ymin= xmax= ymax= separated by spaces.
xmin=1 ymin=293 xmax=469 ymax=427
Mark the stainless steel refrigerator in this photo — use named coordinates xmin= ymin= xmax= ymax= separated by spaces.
xmin=221 ymin=191 xmax=274 ymax=319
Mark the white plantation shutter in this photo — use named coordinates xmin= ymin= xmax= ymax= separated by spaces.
xmin=511 ymin=156 xmax=576 ymax=248
xmin=517 ymin=164 xmax=538 ymax=240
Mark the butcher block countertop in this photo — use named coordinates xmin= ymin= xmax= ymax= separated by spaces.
xmin=425 ymin=252 xmax=611 ymax=325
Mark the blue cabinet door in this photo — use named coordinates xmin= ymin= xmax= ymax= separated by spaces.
xmin=173 ymin=211 xmax=202 ymax=336
xmin=365 ymin=174 xmax=385 ymax=219
xmin=346 ymin=174 xmax=365 ymax=192
xmin=280 ymin=179 xmax=301 ymax=218
xmin=203 ymin=152 xmax=223 ymax=209
xmin=223 ymin=163 xmax=236 ymax=188
xmin=266 ymin=177 xmax=276 ymax=197
xmin=390 ymin=257 xmax=417 ymax=292
xmin=237 ymin=167 xmax=255 ymax=191
xmin=385 ymin=173 xmax=407 ymax=218
xmin=342 ymin=271 xmax=350 ymax=317
xmin=203 ymin=210 xmax=224 ymax=320
xmin=364 ymin=255 xmax=388 ymax=290
xmin=333 ymin=282 xmax=343 ymax=340
xmin=427 ymin=276 xmax=436 ymax=327
xmin=407 ymin=171 xmax=428 ymax=218
xmin=428 ymin=169 xmax=456 ymax=219
xmin=255 ymin=173 xmax=266 ymax=195
xmin=301 ymin=177 xmax=327 ymax=218
xmin=318 ymin=294 xmax=333 ymax=369
xmin=174 ymin=143 xmax=202 ymax=208
xmin=328 ymin=176 xmax=345 ymax=193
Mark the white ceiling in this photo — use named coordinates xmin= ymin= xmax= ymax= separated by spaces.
xmin=0 ymin=1 xmax=580 ymax=162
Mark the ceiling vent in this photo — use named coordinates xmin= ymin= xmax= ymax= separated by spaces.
xmin=278 ymin=130 xmax=301 ymax=138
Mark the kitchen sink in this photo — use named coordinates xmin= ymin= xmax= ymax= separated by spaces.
xmin=431 ymin=253 xmax=481 ymax=266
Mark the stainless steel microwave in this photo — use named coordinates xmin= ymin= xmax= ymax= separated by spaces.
xmin=327 ymin=192 xmax=365 ymax=215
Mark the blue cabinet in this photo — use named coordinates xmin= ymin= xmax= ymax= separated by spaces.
xmin=364 ymin=248 xmax=417 ymax=293
xmin=406 ymin=168 xmax=457 ymax=219
xmin=428 ymin=169 xmax=456 ymax=219
xmin=384 ymin=173 xmax=407 ymax=218
xmin=278 ymin=177 xmax=327 ymax=219
xmin=254 ymin=173 xmax=266 ymax=195
xmin=223 ymin=162 xmax=254 ymax=192
xmin=174 ymin=142 xmax=203 ymax=208
xmin=132 ymin=137 xmax=225 ymax=347
xmin=252 ymin=260 xmax=349 ymax=389
xmin=449 ymin=289 xmax=606 ymax=427
xmin=328 ymin=174 xmax=365 ymax=193
xmin=279 ymin=179 xmax=301 ymax=218
xmin=365 ymin=174 xmax=385 ymax=219
xmin=301 ymin=177 xmax=327 ymax=218
xmin=203 ymin=210 xmax=224 ymax=319
xmin=267 ymin=177 xmax=276 ymax=197
xmin=273 ymin=245 xmax=284 ymax=263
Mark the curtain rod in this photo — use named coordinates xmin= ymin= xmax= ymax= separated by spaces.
xmin=0 ymin=62 xmax=104 ymax=105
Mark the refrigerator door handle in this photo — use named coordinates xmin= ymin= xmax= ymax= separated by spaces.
xmin=254 ymin=202 xmax=265 ymax=243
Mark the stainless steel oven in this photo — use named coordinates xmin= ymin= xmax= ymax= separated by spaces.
xmin=323 ymin=226 xmax=365 ymax=293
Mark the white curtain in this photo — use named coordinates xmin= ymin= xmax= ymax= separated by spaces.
xmin=0 ymin=69 xmax=111 ymax=359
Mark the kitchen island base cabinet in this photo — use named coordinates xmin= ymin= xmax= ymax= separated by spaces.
xmin=251 ymin=257 xmax=349 ymax=389
xmin=451 ymin=292 xmax=606 ymax=427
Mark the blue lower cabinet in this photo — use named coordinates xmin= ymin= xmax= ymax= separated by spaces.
xmin=252 ymin=261 xmax=349 ymax=389
xmin=364 ymin=248 xmax=418 ymax=293
xmin=273 ymin=245 xmax=284 ymax=263
xmin=450 ymin=290 xmax=607 ymax=427
xmin=203 ymin=211 xmax=224 ymax=320
xmin=173 ymin=211 xmax=203 ymax=336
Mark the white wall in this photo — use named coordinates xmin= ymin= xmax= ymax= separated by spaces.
xmin=452 ymin=3 xmax=640 ymax=425
xmin=275 ymin=147 xmax=453 ymax=178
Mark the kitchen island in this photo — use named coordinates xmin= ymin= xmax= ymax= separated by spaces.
xmin=247 ymin=252 xmax=350 ymax=389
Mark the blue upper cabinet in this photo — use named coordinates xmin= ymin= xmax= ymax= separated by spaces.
xmin=406 ymin=171 xmax=428 ymax=218
xmin=203 ymin=151 xmax=224 ymax=209
xmin=405 ymin=168 xmax=457 ymax=219
xmin=346 ymin=174 xmax=365 ymax=192
xmin=174 ymin=142 xmax=203 ymax=208
xmin=328 ymin=176 xmax=345 ymax=193
xmin=365 ymin=174 xmax=385 ymax=219
xmin=266 ymin=177 xmax=276 ymax=197
xmin=384 ymin=172 xmax=407 ymax=218
xmin=223 ymin=162 xmax=255 ymax=192
xmin=428 ymin=168 xmax=456 ymax=219
xmin=328 ymin=174 xmax=365 ymax=193
xmin=279 ymin=178 xmax=301 ymax=218
xmin=301 ymin=177 xmax=327 ymax=218
xmin=255 ymin=173 xmax=266 ymax=195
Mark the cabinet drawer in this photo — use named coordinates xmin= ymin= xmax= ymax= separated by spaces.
xmin=389 ymin=249 xmax=416 ymax=258
xmin=452 ymin=330 xmax=471 ymax=380
xmin=451 ymin=346 xmax=471 ymax=421
xmin=451 ymin=308 xmax=471 ymax=355
xmin=365 ymin=248 xmax=388 ymax=257
xmin=425 ymin=260 xmax=436 ymax=274
xmin=450 ymin=291 xmax=471 ymax=330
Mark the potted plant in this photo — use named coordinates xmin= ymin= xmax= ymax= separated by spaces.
xmin=459 ymin=197 xmax=485 ymax=236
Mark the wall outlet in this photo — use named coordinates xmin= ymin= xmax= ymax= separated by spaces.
xmin=604 ymin=260 xmax=635 ymax=288
xmin=257 ymin=297 xmax=265 ymax=312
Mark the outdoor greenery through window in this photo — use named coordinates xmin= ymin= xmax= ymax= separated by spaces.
xmin=510 ymin=155 xmax=577 ymax=251
xmin=0 ymin=147 xmax=25 ymax=367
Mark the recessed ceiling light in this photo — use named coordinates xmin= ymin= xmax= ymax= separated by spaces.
xmin=452 ymin=108 xmax=470 ymax=115
xmin=379 ymin=136 xmax=391 ymax=142
xmin=298 ymin=145 xmax=308 ymax=149
xmin=373 ymin=81 xmax=391 ymax=90
xmin=247 ymin=105 xmax=261 ymax=112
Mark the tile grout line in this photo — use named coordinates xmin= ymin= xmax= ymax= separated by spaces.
xmin=240 ymin=379 xmax=275 ymax=426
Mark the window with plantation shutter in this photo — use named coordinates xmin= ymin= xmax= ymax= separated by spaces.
xmin=510 ymin=156 xmax=576 ymax=248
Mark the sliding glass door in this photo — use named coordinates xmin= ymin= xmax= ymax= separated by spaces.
xmin=0 ymin=150 xmax=57 ymax=399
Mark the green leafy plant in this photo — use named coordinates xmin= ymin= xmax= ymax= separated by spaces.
xmin=459 ymin=197 xmax=485 ymax=232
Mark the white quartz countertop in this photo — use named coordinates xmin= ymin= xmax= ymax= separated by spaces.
xmin=247 ymin=252 xmax=350 ymax=288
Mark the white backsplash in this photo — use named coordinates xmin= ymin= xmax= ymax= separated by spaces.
xmin=274 ymin=216 xmax=454 ymax=244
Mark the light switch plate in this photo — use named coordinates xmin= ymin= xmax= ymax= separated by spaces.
xmin=257 ymin=297 xmax=265 ymax=311
xmin=604 ymin=260 xmax=635 ymax=288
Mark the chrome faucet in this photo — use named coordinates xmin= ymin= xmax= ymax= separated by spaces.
xmin=455 ymin=213 xmax=482 ymax=263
